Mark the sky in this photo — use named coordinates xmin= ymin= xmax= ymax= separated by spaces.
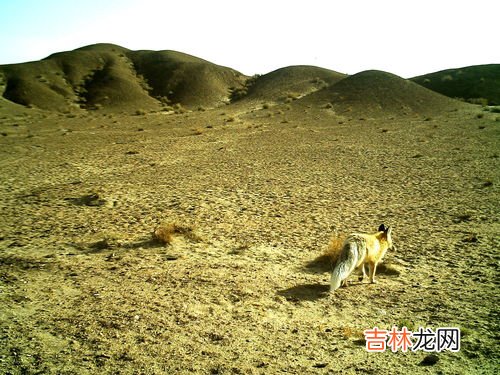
xmin=0 ymin=0 xmax=499 ymax=78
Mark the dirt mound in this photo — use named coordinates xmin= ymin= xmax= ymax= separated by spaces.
xmin=302 ymin=70 xmax=465 ymax=117
xmin=411 ymin=64 xmax=500 ymax=105
xmin=0 ymin=44 xmax=152 ymax=112
xmin=0 ymin=43 xmax=246 ymax=112
xmin=130 ymin=50 xmax=246 ymax=108
xmin=232 ymin=65 xmax=346 ymax=103
xmin=0 ymin=58 xmax=76 ymax=112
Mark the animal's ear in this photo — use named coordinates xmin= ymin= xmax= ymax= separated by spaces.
xmin=378 ymin=224 xmax=386 ymax=232
xmin=386 ymin=227 xmax=392 ymax=236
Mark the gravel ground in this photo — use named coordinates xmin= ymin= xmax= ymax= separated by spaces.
xmin=0 ymin=102 xmax=499 ymax=374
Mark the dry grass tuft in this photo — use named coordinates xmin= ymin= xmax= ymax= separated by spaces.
xmin=192 ymin=127 xmax=204 ymax=136
xmin=304 ymin=232 xmax=346 ymax=273
xmin=152 ymin=222 xmax=201 ymax=245
xmin=341 ymin=326 xmax=365 ymax=341
xmin=326 ymin=233 xmax=345 ymax=263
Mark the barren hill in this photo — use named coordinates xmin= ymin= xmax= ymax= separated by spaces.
xmin=130 ymin=49 xmax=246 ymax=108
xmin=301 ymin=70 xmax=464 ymax=117
xmin=0 ymin=44 xmax=483 ymax=116
xmin=411 ymin=64 xmax=500 ymax=105
xmin=232 ymin=65 xmax=346 ymax=103
xmin=0 ymin=43 xmax=246 ymax=112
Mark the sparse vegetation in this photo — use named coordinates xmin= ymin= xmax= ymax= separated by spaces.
xmin=157 ymin=95 xmax=171 ymax=105
xmin=229 ymin=86 xmax=248 ymax=102
xmin=0 ymin=44 xmax=248 ymax=112
xmin=341 ymin=326 xmax=365 ymax=341
xmin=311 ymin=77 xmax=327 ymax=87
xmin=468 ymin=98 xmax=489 ymax=106
xmin=395 ymin=318 xmax=421 ymax=332
xmin=282 ymin=92 xmax=301 ymax=104
xmin=0 ymin=44 xmax=498 ymax=375
xmin=152 ymin=222 xmax=200 ymax=245
xmin=327 ymin=233 xmax=346 ymax=263
xmin=229 ymin=74 xmax=260 ymax=102
xmin=305 ymin=232 xmax=346 ymax=272
xmin=411 ymin=64 xmax=500 ymax=106
xmin=172 ymin=103 xmax=187 ymax=114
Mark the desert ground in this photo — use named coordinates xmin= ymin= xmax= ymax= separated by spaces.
xmin=0 ymin=46 xmax=499 ymax=374
xmin=0 ymin=99 xmax=498 ymax=374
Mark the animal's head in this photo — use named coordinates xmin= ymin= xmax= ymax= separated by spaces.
xmin=378 ymin=224 xmax=393 ymax=249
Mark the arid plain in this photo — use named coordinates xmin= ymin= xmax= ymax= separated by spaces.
xmin=0 ymin=45 xmax=499 ymax=374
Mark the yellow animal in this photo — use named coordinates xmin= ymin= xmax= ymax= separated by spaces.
xmin=330 ymin=224 xmax=393 ymax=292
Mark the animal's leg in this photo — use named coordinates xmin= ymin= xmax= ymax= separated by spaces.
xmin=369 ymin=261 xmax=378 ymax=284
xmin=358 ymin=264 xmax=366 ymax=282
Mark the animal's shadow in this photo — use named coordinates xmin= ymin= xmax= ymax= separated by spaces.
xmin=277 ymin=283 xmax=330 ymax=302
xmin=280 ymin=251 xmax=401 ymax=302
xmin=303 ymin=254 xmax=334 ymax=274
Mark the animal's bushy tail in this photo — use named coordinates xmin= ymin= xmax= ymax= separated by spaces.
xmin=330 ymin=236 xmax=365 ymax=292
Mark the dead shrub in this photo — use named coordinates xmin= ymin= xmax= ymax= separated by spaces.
xmin=325 ymin=233 xmax=346 ymax=265
xmin=152 ymin=222 xmax=201 ymax=245
xmin=342 ymin=326 xmax=365 ymax=341
xmin=304 ymin=232 xmax=346 ymax=273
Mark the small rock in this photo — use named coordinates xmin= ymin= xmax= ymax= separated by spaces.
xmin=84 ymin=194 xmax=105 ymax=206
xmin=462 ymin=233 xmax=479 ymax=243
xmin=105 ymin=200 xmax=117 ymax=208
xmin=313 ymin=363 xmax=328 ymax=368
xmin=420 ymin=354 xmax=439 ymax=366
xmin=69 ymin=193 xmax=106 ymax=207
xmin=90 ymin=239 xmax=110 ymax=250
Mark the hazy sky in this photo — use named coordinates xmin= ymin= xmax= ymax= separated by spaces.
xmin=1 ymin=0 xmax=499 ymax=78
